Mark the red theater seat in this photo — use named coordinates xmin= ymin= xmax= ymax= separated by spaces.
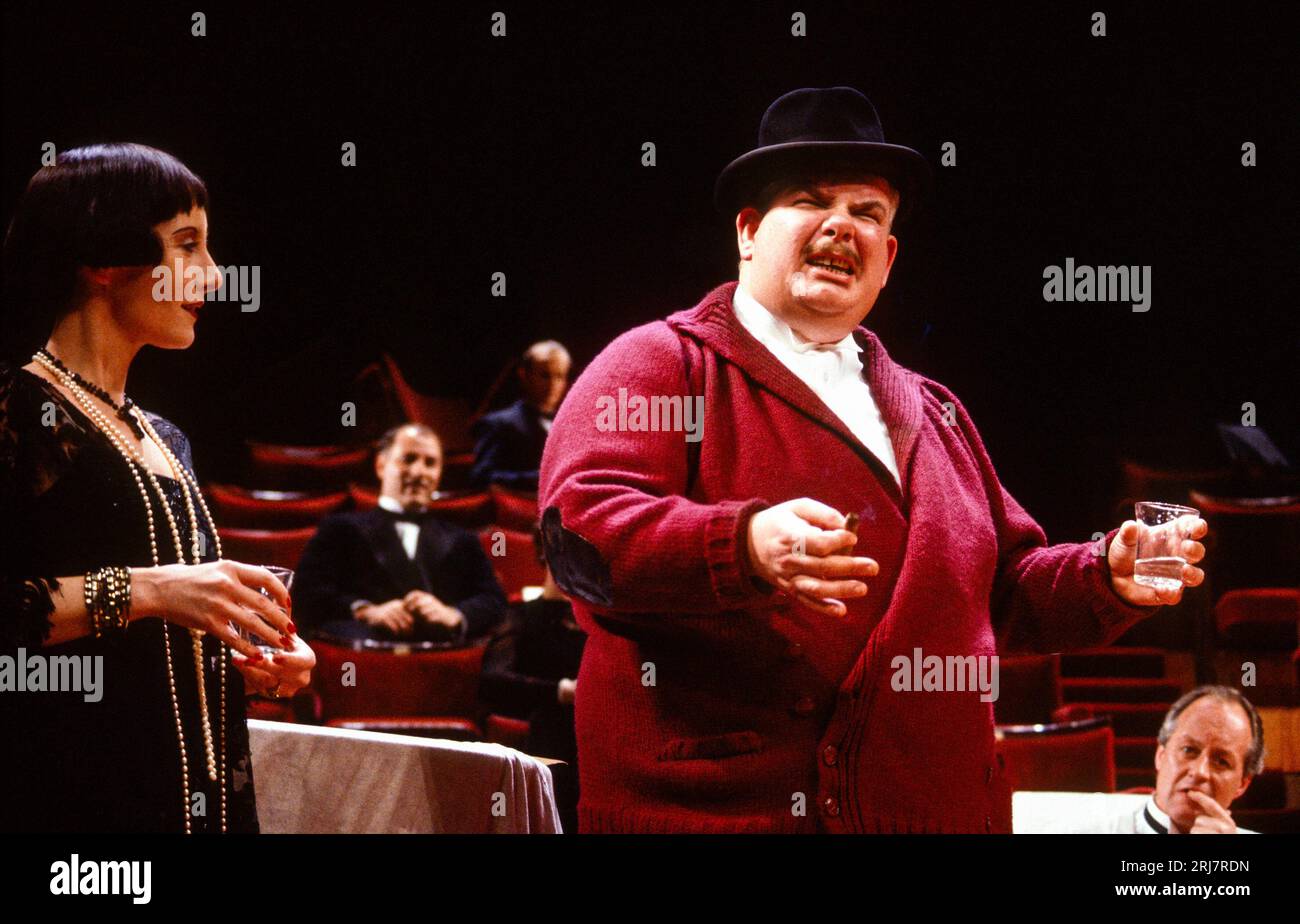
xmin=381 ymin=354 xmax=475 ymax=453
xmin=245 ymin=441 xmax=372 ymax=491
xmin=1214 ymin=587 xmax=1300 ymax=650
xmin=479 ymin=527 xmax=546 ymax=597
xmin=349 ymin=482 xmax=380 ymax=510
xmin=207 ymin=483 xmax=347 ymax=529
xmin=309 ymin=638 xmax=486 ymax=725
xmin=427 ymin=492 xmax=495 ymax=529
xmin=1060 ymin=677 xmax=1183 ymax=704
xmin=490 ymin=484 xmax=540 ymax=532
xmin=1189 ymin=491 xmax=1300 ymax=595
xmin=485 ymin=714 xmax=531 ymax=750
xmin=218 ymin=526 xmax=317 ymax=571
xmin=1053 ymin=702 xmax=1168 ymax=738
xmin=1060 ymin=646 xmax=1167 ymax=679
xmin=993 ymin=654 xmax=1061 ymax=725
xmin=996 ymin=717 xmax=1117 ymax=793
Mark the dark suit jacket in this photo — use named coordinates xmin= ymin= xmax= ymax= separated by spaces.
xmin=469 ymin=398 xmax=549 ymax=490
xmin=294 ymin=508 xmax=506 ymax=641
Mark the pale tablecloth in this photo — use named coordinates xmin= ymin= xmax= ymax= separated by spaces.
xmin=247 ymin=720 xmax=562 ymax=833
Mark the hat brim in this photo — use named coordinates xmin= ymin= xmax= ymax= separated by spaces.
xmin=714 ymin=141 xmax=930 ymax=221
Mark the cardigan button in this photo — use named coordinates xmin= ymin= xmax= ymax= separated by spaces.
xmin=820 ymin=796 xmax=840 ymax=818
xmin=985 ymin=815 xmax=992 ymax=833
xmin=822 ymin=745 xmax=838 ymax=767
xmin=986 ymin=765 xmax=993 ymax=785
xmin=793 ymin=694 xmax=816 ymax=716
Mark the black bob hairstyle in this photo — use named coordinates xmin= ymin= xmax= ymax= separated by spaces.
xmin=2 ymin=143 xmax=208 ymax=355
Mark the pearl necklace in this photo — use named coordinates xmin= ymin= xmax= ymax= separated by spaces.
xmin=33 ymin=352 xmax=228 ymax=833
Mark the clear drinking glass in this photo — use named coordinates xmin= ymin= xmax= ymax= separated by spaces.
xmin=1133 ymin=502 xmax=1199 ymax=592
xmin=234 ymin=565 xmax=293 ymax=656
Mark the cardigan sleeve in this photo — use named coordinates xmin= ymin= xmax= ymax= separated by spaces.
xmin=538 ymin=321 xmax=774 ymax=615
xmin=923 ymin=382 xmax=1160 ymax=653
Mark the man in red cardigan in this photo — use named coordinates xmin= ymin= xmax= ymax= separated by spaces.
xmin=538 ymin=87 xmax=1209 ymax=833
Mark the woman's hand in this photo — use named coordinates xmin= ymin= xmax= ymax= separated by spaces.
xmin=130 ymin=560 xmax=294 ymax=660
xmin=233 ymin=634 xmax=315 ymax=699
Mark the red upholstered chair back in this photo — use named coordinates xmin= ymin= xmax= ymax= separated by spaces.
xmin=1116 ymin=460 xmax=1230 ymax=513
xmin=1189 ymin=491 xmax=1300 ymax=595
xmin=1214 ymin=587 xmax=1300 ymax=649
xmin=479 ymin=527 xmax=546 ymax=597
xmin=207 ymin=484 xmax=348 ymax=530
xmin=427 ymin=492 xmax=495 ymax=529
xmin=217 ymin=526 xmax=317 ymax=571
xmin=485 ymin=714 xmax=531 ymax=750
xmin=993 ymin=653 xmax=1061 ymax=725
xmin=381 ymin=354 xmax=475 ymax=453
xmin=310 ymin=639 xmax=486 ymax=721
xmin=244 ymin=441 xmax=372 ymax=491
xmin=996 ymin=717 xmax=1117 ymax=793
xmin=490 ymin=485 xmax=540 ymax=532
xmin=349 ymin=481 xmax=380 ymax=510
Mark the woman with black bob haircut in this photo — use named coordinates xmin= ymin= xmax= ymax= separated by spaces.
xmin=1 ymin=143 xmax=315 ymax=832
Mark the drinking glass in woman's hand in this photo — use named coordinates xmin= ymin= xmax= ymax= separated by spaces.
xmin=231 ymin=565 xmax=295 ymax=656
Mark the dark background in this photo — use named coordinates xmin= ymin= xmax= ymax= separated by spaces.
xmin=3 ymin=1 xmax=1295 ymax=540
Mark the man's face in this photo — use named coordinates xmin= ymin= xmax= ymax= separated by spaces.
xmin=737 ymin=176 xmax=899 ymax=342
xmin=520 ymin=353 xmax=571 ymax=414
xmin=376 ymin=428 xmax=442 ymax=510
xmin=1154 ymin=697 xmax=1254 ymax=831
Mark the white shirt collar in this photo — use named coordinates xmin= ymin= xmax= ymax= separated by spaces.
xmin=377 ymin=494 xmax=426 ymax=515
xmin=1138 ymin=796 xmax=1172 ymax=834
xmin=733 ymin=283 xmax=862 ymax=360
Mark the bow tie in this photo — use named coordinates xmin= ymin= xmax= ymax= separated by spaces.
xmin=790 ymin=337 xmax=853 ymax=357
xmin=380 ymin=507 xmax=433 ymax=525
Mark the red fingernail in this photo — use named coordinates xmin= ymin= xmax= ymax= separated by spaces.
xmin=248 ymin=651 xmax=264 ymax=663
xmin=280 ymin=635 xmax=293 ymax=648
xmin=272 ymin=655 xmax=285 ymax=664
xmin=286 ymin=621 xmax=297 ymax=634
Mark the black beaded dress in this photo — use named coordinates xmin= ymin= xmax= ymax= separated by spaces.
xmin=0 ymin=364 xmax=258 ymax=832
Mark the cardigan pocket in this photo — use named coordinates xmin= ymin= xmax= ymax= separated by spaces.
xmin=656 ymin=730 xmax=764 ymax=762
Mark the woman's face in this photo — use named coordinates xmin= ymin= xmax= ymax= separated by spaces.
xmin=101 ymin=207 xmax=222 ymax=349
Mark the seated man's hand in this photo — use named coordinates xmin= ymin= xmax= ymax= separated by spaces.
xmin=355 ymin=599 xmax=415 ymax=635
xmin=1186 ymin=791 xmax=1238 ymax=834
xmin=557 ymin=677 xmax=577 ymax=705
xmin=403 ymin=590 xmax=464 ymax=631
xmin=1107 ymin=518 xmax=1207 ymax=607
xmin=746 ymin=498 xmax=878 ymax=618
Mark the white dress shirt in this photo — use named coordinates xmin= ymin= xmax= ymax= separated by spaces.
xmin=378 ymin=494 xmax=421 ymax=559
xmin=732 ymin=284 xmax=901 ymax=485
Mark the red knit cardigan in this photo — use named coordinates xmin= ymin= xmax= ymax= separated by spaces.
xmin=538 ymin=281 xmax=1156 ymax=833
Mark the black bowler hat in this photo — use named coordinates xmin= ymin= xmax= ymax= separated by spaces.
xmin=715 ymin=87 xmax=929 ymax=220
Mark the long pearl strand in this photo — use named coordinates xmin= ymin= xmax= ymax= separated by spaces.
xmin=33 ymin=353 xmax=228 ymax=833
xmin=135 ymin=411 xmax=230 ymax=825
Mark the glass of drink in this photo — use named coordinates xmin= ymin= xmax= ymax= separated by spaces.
xmin=233 ymin=565 xmax=294 ymax=656
xmin=1133 ymin=502 xmax=1199 ymax=592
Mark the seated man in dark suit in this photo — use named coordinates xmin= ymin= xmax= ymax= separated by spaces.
xmin=469 ymin=340 xmax=571 ymax=491
xmin=295 ymin=423 xmax=507 ymax=642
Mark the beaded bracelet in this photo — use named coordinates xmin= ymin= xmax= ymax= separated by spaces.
xmin=85 ymin=566 xmax=132 ymax=638
xmin=84 ymin=568 xmax=103 ymax=637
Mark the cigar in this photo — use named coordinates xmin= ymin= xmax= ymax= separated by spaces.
xmin=844 ymin=512 xmax=860 ymax=535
